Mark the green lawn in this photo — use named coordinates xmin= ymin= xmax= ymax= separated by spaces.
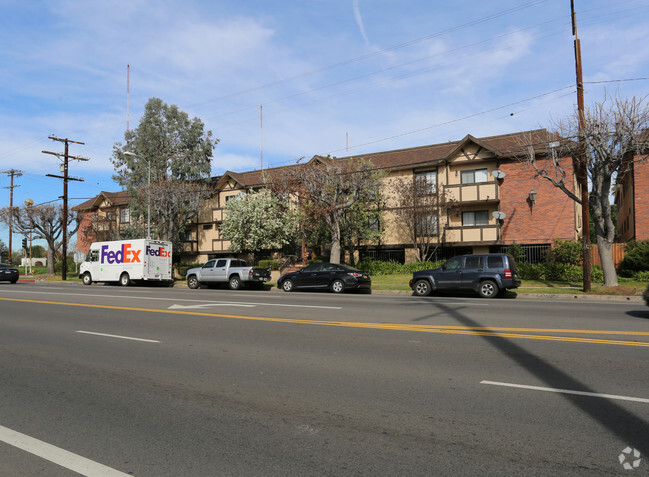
xmin=370 ymin=274 xmax=647 ymax=295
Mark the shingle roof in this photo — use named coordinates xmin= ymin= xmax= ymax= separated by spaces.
xmin=215 ymin=129 xmax=556 ymax=188
xmin=72 ymin=191 xmax=132 ymax=211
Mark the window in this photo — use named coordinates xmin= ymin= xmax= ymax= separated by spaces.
xmin=460 ymin=168 xmax=488 ymax=184
xmin=415 ymin=170 xmax=437 ymax=193
xmin=416 ymin=214 xmax=438 ymax=236
xmin=368 ymin=216 xmax=380 ymax=232
xmin=120 ymin=208 xmax=130 ymax=224
xmin=216 ymin=259 xmax=227 ymax=267
xmin=487 ymin=255 xmax=504 ymax=269
xmin=202 ymin=224 xmax=213 ymax=230
xmin=464 ymin=256 xmax=483 ymax=269
xmin=183 ymin=230 xmax=193 ymax=242
xmin=462 ymin=210 xmax=489 ymax=226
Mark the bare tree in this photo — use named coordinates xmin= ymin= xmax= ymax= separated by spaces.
xmin=523 ymin=96 xmax=649 ymax=286
xmin=389 ymin=175 xmax=458 ymax=261
xmin=268 ymin=157 xmax=385 ymax=264
xmin=0 ymin=204 xmax=80 ymax=274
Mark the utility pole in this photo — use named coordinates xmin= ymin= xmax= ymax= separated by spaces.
xmin=43 ymin=137 xmax=88 ymax=280
xmin=571 ymin=0 xmax=591 ymax=292
xmin=2 ymin=169 xmax=23 ymax=264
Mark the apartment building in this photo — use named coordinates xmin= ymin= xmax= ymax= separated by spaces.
xmin=183 ymin=129 xmax=582 ymax=264
xmin=616 ymin=159 xmax=649 ymax=242
xmin=73 ymin=191 xmax=133 ymax=254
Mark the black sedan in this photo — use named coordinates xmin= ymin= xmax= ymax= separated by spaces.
xmin=277 ymin=262 xmax=371 ymax=293
xmin=0 ymin=263 xmax=19 ymax=283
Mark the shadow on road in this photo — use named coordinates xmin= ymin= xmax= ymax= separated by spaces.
xmin=415 ymin=301 xmax=649 ymax=456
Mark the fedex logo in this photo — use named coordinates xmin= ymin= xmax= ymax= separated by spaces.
xmin=100 ymin=244 xmax=142 ymax=264
xmin=146 ymin=245 xmax=171 ymax=258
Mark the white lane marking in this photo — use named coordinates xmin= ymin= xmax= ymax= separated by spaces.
xmin=76 ymin=331 xmax=160 ymax=343
xmin=0 ymin=424 xmax=130 ymax=476
xmin=168 ymin=303 xmax=254 ymax=309
xmin=0 ymin=289 xmax=342 ymax=310
xmin=481 ymin=380 xmax=649 ymax=404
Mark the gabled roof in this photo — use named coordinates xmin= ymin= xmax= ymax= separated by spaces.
xmin=72 ymin=191 xmax=132 ymax=212
xmin=210 ymin=129 xmax=558 ymax=191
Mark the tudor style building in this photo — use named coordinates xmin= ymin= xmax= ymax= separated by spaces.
xmin=73 ymin=191 xmax=133 ymax=254
xmin=181 ymin=129 xmax=582 ymax=264
xmin=615 ymin=159 xmax=649 ymax=242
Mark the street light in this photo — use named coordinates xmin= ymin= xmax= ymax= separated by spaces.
xmin=124 ymin=151 xmax=150 ymax=239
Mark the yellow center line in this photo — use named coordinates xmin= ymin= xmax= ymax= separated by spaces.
xmin=3 ymin=297 xmax=649 ymax=347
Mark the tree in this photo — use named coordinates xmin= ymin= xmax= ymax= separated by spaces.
xmin=220 ymin=190 xmax=298 ymax=261
xmin=339 ymin=198 xmax=383 ymax=266
xmin=524 ymin=96 xmax=649 ymax=286
xmin=0 ymin=204 xmax=80 ymax=274
xmin=0 ymin=238 xmax=7 ymax=262
xmin=389 ymin=174 xmax=458 ymax=261
xmin=269 ymin=157 xmax=385 ymax=264
xmin=110 ymin=97 xmax=218 ymax=251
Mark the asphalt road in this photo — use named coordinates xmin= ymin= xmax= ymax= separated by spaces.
xmin=0 ymin=282 xmax=648 ymax=476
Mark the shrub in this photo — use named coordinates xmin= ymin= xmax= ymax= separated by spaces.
xmin=517 ymin=262 xmax=543 ymax=280
xmin=545 ymin=239 xmax=582 ymax=265
xmin=401 ymin=260 xmax=444 ymax=273
xmin=634 ymin=270 xmax=649 ymax=281
xmin=620 ymin=240 xmax=649 ymax=274
xmin=507 ymin=242 xmax=525 ymax=263
xmin=258 ymin=260 xmax=280 ymax=270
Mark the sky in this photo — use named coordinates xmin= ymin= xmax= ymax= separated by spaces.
xmin=1 ymin=0 xmax=649 ymax=252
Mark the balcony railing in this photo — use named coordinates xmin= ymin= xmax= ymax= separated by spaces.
xmin=445 ymin=182 xmax=499 ymax=203
xmin=444 ymin=225 xmax=501 ymax=244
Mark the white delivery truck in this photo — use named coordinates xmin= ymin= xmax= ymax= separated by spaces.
xmin=79 ymin=239 xmax=173 ymax=286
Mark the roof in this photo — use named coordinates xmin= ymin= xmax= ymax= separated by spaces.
xmin=214 ymin=129 xmax=558 ymax=189
xmin=72 ymin=191 xmax=132 ymax=212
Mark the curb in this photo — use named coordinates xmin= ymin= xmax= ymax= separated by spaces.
xmin=25 ymin=280 xmax=645 ymax=303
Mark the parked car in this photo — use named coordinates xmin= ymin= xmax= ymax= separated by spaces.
xmin=643 ymin=283 xmax=649 ymax=307
xmin=186 ymin=258 xmax=271 ymax=290
xmin=0 ymin=263 xmax=19 ymax=283
xmin=409 ymin=253 xmax=521 ymax=298
xmin=278 ymin=262 xmax=371 ymax=293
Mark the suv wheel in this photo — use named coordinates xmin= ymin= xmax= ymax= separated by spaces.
xmin=478 ymin=280 xmax=499 ymax=298
xmin=413 ymin=279 xmax=431 ymax=296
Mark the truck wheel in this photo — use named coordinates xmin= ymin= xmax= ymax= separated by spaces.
xmin=478 ymin=280 xmax=499 ymax=298
xmin=82 ymin=273 xmax=92 ymax=286
xmin=330 ymin=279 xmax=345 ymax=294
xmin=281 ymin=279 xmax=294 ymax=292
xmin=229 ymin=276 xmax=241 ymax=290
xmin=187 ymin=275 xmax=200 ymax=289
xmin=413 ymin=279 xmax=431 ymax=296
xmin=119 ymin=273 xmax=131 ymax=287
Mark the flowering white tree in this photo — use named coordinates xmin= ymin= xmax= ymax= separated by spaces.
xmin=220 ymin=190 xmax=298 ymax=259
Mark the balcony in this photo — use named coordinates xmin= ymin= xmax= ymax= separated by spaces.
xmin=445 ymin=182 xmax=499 ymax=203
xmin=444 ymin=225 xmax=501 ymax=244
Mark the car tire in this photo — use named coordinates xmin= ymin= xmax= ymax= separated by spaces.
xmin=478 ymin=280 xmax=499 ymax=298
xmin=82 ymin=273 xmax=92 ymax=286
xmin=281 ymin=279 xmax=294 ymax=292
xmin=10 ymin=278 xmax=18 ymax=284
xmin=229 ymin=276 xmax=241 ymax=290
xmin=187 ymin=275 xmax=200 ymax=289
xmin=119 ymin=273 xmax=131 ymax=287
xmin=413 ymin=279 xmax=431 ymax=296
xmin=330 ymin=279 xmax=345 ymax=294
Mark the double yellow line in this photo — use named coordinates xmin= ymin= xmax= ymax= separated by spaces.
xmin=3 ymin=297 xmax=649 ymax=348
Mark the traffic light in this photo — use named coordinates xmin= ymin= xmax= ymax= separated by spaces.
xmin=22 ymin=238 xmax=27 ymax=250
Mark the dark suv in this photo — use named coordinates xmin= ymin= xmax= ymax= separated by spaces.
xmin=409 ymin=253 xmax=521 ymax=298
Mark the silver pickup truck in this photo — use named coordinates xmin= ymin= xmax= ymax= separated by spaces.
xmin=186 ymin=258 xmax=271 ymax=290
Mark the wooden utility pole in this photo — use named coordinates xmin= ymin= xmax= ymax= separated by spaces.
xmin=43 ymin=137 xmax=87 ymax=280
xmin=2 ymin=169 xmax=23 ymax=264
xmin=571 ymin=0 xmax=591 ymax=292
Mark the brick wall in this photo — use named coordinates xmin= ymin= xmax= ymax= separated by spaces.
xmin=76 ymin=212 xmax=95 ymax=254
xmin=634 ymin=160 xmax=649 ymax=240
xmin=498 ymin=156 xmax=579 ymax=244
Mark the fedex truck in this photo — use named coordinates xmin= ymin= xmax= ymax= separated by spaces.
xmin=79 ymin=239 xmax=173 ymax=286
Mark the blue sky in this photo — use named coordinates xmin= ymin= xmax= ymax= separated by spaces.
xmin=1 ymin=0 xmax=649 ymax=251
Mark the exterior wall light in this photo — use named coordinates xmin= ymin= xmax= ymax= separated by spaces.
xmin=529 ymin=188 xmax=537 ymax=206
